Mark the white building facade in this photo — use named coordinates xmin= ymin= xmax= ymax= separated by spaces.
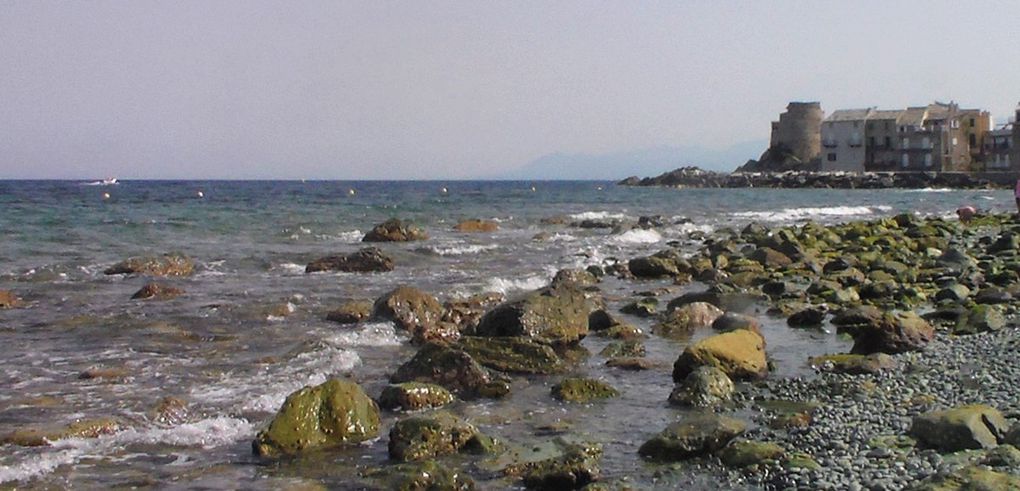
xmin=820 ymin=109 xmax=874 ymax=172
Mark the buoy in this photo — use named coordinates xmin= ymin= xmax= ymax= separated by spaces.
xmin=196 ymin=191 xmax=204 ymax=198
xmin=440 ymin=187 xmax=448 ymax=194
xmin=348 ymin=188 xmax=356 ymax=196
xmin=596 ymin=186 xmax=603 ymax=191
xmin=530 ymin=186 xmax=537 ymax=192
xmin=102 ymin=192 xmax=111 ymax=200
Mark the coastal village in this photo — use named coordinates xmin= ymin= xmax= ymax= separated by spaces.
xmin=756 ymin=101 xmax=1020 ymax=174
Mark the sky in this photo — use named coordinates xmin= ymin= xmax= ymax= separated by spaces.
xmin=1 ymin=1 xmax=1018 ymax=180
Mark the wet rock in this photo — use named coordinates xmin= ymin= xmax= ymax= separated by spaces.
xmin=619 ymin=297 xmax=657 ymax=317
xmin=718 ymin=440 xmax=785 ymax=468
xmin=456 ymin=336 xmax=565 ymax=374
xmin=628 ymin=250 xmax=686 ymax=278
xmin=711 ymin=312 xmax=762 ymax=335
xmin=150 ymin=396 xmax=189 ymax=426
xmin=587 ymin=309 xmax=616 ymax=331
xmin=474 ymin=285 xmax=594 ymax=346
xmin=305 ymin=247 xmax=395 ymax=273
xmin=372 ymin=286 xmax=445 ymax=341
xmin=954 ymin=304 xmax=1005 ymax=335
xmin=672 ymin=329 xmax=768 ymax=382
xmin=551 ymin=378 xmax=619 ymax=403
xmin=910 ymin=404 xmax=1009 ymax=451
xmin=131 ymin=282 xmax=184 ymax=300
xmin=78 ymin=366 xmax=130 ymax=380
xmin=388 ymin=412 xmax=495 ymax=462
xmin=390 ymin=343 xmax=495 ymax=398
xmin=593 ymin=322 xmax=645 ymax=340
xmin=748 ymin=247 xmax=792 ymax=268
xmin=786 ymin=305 xmax=827 ymax=327
xmin=453 ymin=219 xmax=499 ymax=233
xmin=363 ymin=218 xmax=428 ymax=242
xmin=808 ymin=353 xmax=897 ymax=375
xmin=383 ymin=460 xmax=476 ymax=491
xmin=104 ymin=253 xmax=195 ymax=276
xmin=550 ymin=268 xmax=599 ymax=288
xmin=252 ymin=379 xmax=381 ymax=457
xmin=1 ymin=417 xmax=123 ymax=446
xmin=598 ymin=340 xmax=645 ymax=358
xmin=668 ymin=366 xmax=734 ymax=407
xmin=503 ymin=439 xmax=602 ymax=490
xmin=830 ymin=305 xmax=884 ymax=335
xmin=638 ymin=412 xmax=746 ymax=461
xmin=441 ymin=292 xmax=505 ymax=334
xmin=849 ymin=310 xmax=934 ymax=355
xmin=0 ymin=289 xmax=23 ymax=309
xmin=378 ymin=383 xmax=455 ymax=412
xmin=325 ymin=300 xmax=374 ymax=324
xmin=910 ymin=465 xmax=1020 ymax=490
xmin=605 ymin=357 xmax=657 ymax=371
xmin=974 ymin=286 xmax=1013 ymax=304
xmin=653 ymin=302 xmax=723 ymax=338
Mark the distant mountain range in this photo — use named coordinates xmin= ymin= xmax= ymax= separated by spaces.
xmin=496 ymin=140 xmax=766 ymax=180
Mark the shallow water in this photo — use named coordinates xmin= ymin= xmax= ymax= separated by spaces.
xmin=0 ymin=180 xmax=1013 ymax=488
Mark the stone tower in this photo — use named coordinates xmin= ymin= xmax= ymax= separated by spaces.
xmin=769 ymin=102 xmax=824 ymax=164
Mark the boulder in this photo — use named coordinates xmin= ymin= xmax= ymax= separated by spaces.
xmin=830 ymin=305 xmax=884 ymax=335
xmin=390 ymin=343 xmax=502 ymax=398
xmin=711 ymin=312 xmax=762 ymax=335
xmin=808 ymin=353 xmax=897 ymax=375
xmin=1 ymin=417 xmax=123 ymax=446
xmin=104 ymin=253 xmax=194 ymax=276
xmin=325 ymin=300 xmax=374 ymax=324
xmin=673 ymin=329 xmax=768 ymax=382
xmin=305 ymin=247 xmax=395 ymax=273
xmin=787 ymin=306 xmax=827 ymax=327
xmin=638 ymin=412 xmax=746 ymax=461
xmin=910 ymin=404 xmax=1009 ymax=451
xmin=954 ymin=304 xmax=1006 ymax=335
xmin=605 ymin=357 xmax=658 ymax=371
xmin=628 ymin=254 xmax=681 ymax=278
xmin=550 ymin=268 xmax=599 ymax=288
xmin=934 ymin=284 xmax=971 ymax=303
xmin=441 ymin=292 xmax=505 ymax=333
xmin=372 ymin=286 xmax=444 ymax=340
xmin=598 ymin=340 xmax=645 ymax=359
xmin=850 ymin=310 xmax=934 ymax=355
xmin=974 ymin=287 xmax=1013 ymax=304
xmin=388 ymin=412 xmax=494 ymax=462
xmin=668 ymin=366 xmax=734 ymax=407
xmin=503 ymin=440 xmax=602 ymax=490
xmin=383 ymin=460 xmax=477 ymax=491
xmin=474 ymin=285 xmax=594 ymax=346
xmin=131 ymin=283 xmax=184 ymax=300
xmin=378 ymin=383 xmax=455 ymax=412
xmin=453 ymin=219 xmax=499 ymax=233
xmin=363 ymin=218 xmax=428 ymax=242
xmin=253 ymin=379 xmax=380 ymax=457
xmin=456 ymin=336 xmax=565 ymax=374
xmin=551 ymin=378 xmax=619 ymax=403
xmin=748 ymin=247 xmax=793 ymax=268
xmin=620 ymin=297 xmax=657 ymax=317
xmin=718 ymin=441 xmax=785 ymax=468
xmin=0 ymin=290 xmax=23 ymax=309
xmin=653 ymin=302 xmax=723 ymax=338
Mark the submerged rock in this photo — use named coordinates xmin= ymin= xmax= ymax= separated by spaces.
xmin=378 ymin=383 xmax=455 ymax=412
xmin=672 ymin=329 xmax=768 ymax=382
xmin=388 ymin=412 xmax=495 ymax=462
xmin=1 ymin=417 xmax=123 ymax=447
xmin=551 ymin=378 xmax=619 ymax=403
xmin=131 ymin=282 xmax=184 ymax=300
xmin=502 ymin=439 xmax=602 ymax=490
xmin=325 ymin=300 xmax=374 ymax=324
xmin=363 ymin=218 xmax=428 ymax=242
xmin=910 ymin=404 xmax=1009 ymax=451
xmin=305 ymin=247 xmax=395 ymax=273
xmin=0 ymin=289 xmax=23 ymax=309
xmin=252 ymin=379 xmax=380 ymax=457
xmin=474 ymin=285 xmax=595 ymax=346
xmin=668 ymin=366 xmax=734 ymax=407
xmin=638 ymin=412 xmax=746 ymax=461
xmin=453 ymin=219 xmax=499 ymax=233
xmin=104 ymin=253 xmax=194 ymax=276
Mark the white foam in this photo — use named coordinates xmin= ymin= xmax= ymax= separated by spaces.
xmin=731 ymin=205 xmax=892 ymax=222
xmin=568 ymin=211 xmax=628 ymax=221
xmin=325 ymin=322 xmax=404 ymax=347
xmin=609 ymin=228 xmax=662 ymax=245
xmin=905 ymin=188 xmax=952 ymax=192
xmin=272 ymin=262 xmax=307 ymax=275
xmin=0 ymin=449 xmax=79 ymax=483
xmin=485 ymin=274 xmax=548 ymax=294
xmin=329 ymin=230 xmax=363 ymax=243
xmin=547 ymin=233 xmax=578 ymax=242
xmin=427 ymin=244 xmax=499 ymax=256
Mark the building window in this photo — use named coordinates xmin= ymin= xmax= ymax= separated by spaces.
xmin=924 ymin=154 xmax=932 ymax=167
xmin=952 ymin=137 xmax=958 ymax=146
xmin=922 ymin=137 xmax=931 ymax=149
xmin=827 ymin=153 xmax=837 ymax=162
xmin=902 ymin=154 xmax=909 ymax=168
xmin=969 ymin=134 xmax=976 ymax=147
xmin=969 ymin=118 xmax=975 ymax=127
xmin=885 ymin=136 xmax=891 ymax=148
xmin=902 ymin=138 xmax=909 ymax=149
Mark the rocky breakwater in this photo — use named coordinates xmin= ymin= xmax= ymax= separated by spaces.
xmin=619 ymin=166 xmax=1000 ymax=189
xmin=618 ymin=211 xmax=1020 ymax=489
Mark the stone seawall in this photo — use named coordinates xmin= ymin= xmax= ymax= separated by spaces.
xmin=619 ymin=167 xmax=1018 ymax=189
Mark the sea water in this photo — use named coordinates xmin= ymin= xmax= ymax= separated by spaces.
xmin=0 ymin=180 xmax=1011 ymax=488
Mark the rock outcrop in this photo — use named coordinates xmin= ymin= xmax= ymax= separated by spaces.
xmin=363 ymin=218 xmax=428 ymax=242
xmin=306 ymin=247 xmax=395 ymax=273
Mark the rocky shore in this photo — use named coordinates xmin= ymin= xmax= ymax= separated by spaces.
xmin=619 ymin=166 xmax=1012 ymax=189
xmin=5 ymin=212 xmax=1020 ymax=490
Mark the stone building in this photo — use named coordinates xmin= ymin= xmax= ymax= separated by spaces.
xmin=958 ymin=108 xmax=992 ymax=168
xmin=864 ymin=110 xmax=903 ymax=171
xmin=821 ymin=108 xmax=873 ymax=172
xmin=894 ymin=103 xmax=969 ymax=172
xmin=984 ymin=125 xmax=1013 ymax=171
xmin=769 ymin=102 xmax=824 ymax=165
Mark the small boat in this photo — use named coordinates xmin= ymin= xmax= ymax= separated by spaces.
xmin=82 ymin=177 xmax=119 ymax=186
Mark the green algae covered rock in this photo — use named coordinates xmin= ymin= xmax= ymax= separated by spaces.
xmin=391 ymin=342 xmax=508 ymax=398
xmin=104 ymin=253 xmax=195 ymax=276
xmin=456 ymin=336 xmax=565 ymax=374
xmin=384 ymin=460 xmax=476 ymax=491
xmin=808 ymin=353 xmax=897 ymax=375
xmin=908 ymin=465 xmax=1020 ymax=491
xmin=672 ymin=329 xmax=768 ymax=382
xmin=378 ymin=383 xmax=455 ymax=412
xmin=954 ymin=304 xmax=1006 ymax=335
xmin=719 ymin=440 xmax=785 ymax=468
xmin=502 ymin=439 xmax=602 ymax=490
xmin=668 ymin=365 xmax=734 ymax=407
xmin=638 ymin=412 xmax=746 ymax=461
xmin=1 ymin=417 xmax=123 ymax=447
xmin=388 ymin=412 xmax=496 ymax=462
xmin=598 ymin=340 xmax=645 ymax=359
xmin=551 ymin=378 xmax=619 ymax=403
xmin=910 ymin=404 xmax=1009 ymax=451
xmin=253 ymin=379 xmax=380 ymax=457
xmin=474 ymin=285 xmax=595 ymax=346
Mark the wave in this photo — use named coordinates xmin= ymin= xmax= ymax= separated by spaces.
xmin=904 ymin=188 xmax=952 ymax=192
xmin=608 ymin=228 xmax=662 ymax=245
xmin=568 ymin=211 xmax=629 ymax=221
xmin=485 ymin=274 xmax=548 ymax=294
xmin=270 ymin=262 xmax=307 ymax=275
xmin=422 ymin=244 xmax=499 ymax=256
xmin=730 ymin=205 xmax=892 ymax=222
xmin=324 ymin=322 xmax=404 ymax=347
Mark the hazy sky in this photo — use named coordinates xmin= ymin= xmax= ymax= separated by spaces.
xmin=2 ymin=1 xmax=1018 ymax=179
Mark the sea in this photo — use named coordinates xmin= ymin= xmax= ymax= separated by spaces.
xmin=0 ymin=180 xmax=1013 ymax=489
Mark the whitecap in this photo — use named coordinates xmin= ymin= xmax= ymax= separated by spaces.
xmin=904 ymin=188 xmax=953 ymax=192
xmin=426 ymin=244 xmax=499 ymax=256
xmin=271 ymin=263 xmax=306 ymax=275
xmin=609 ymin=229 xmax=662 ymax=245
xmin=568 ymin=211 xmax=629 ymax=221
xmin=0 ymin=449 xmax=79 ymax=483
xmin=730 ymin=205 xmax=892 ymax=222
xmin=325 ymin=322 xmax=404 ymax=347
xmin=485 ymin=275 xmax=548 ymax=294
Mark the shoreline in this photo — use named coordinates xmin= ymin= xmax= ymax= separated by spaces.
xmin=619 ymin=167 xmax=1018 ymax=190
